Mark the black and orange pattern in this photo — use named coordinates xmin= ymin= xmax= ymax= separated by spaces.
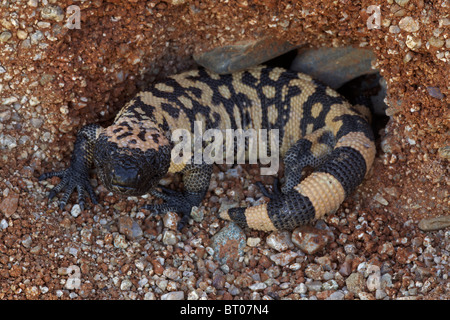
xmin=39 ymin=66 xmax=375 ymax=231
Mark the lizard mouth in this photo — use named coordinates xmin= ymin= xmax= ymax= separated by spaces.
xmin=111 ymin=183 xmax=141 ymax=195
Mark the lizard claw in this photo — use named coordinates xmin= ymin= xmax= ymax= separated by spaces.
xmin=255 ymin=178 xmax=282 ymax=200
xmin=142 ymin=186 xmax=203 ymax=230
xmin=39 ymin=167 xmax=97 ymax=210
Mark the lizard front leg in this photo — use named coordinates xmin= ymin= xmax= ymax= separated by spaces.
xmin=39 ymin=124 xmax=103 ymax=210
xmin=144 ymin=162 xmax=213 ymax=230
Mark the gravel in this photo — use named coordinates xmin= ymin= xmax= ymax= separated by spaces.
xmin=0 ymin=0 xmax=448 ymax=301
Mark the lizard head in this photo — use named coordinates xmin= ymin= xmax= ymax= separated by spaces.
xmin=94 ymin=122 xmax=171 ymax=196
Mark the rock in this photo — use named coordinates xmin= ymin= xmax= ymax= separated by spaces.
xmin=429 ymin=37 xmax=445 ymax=48
xmin=378 ymin=241 xmax=395 ymax=256
xmin=248 ymin=282 xmax=267 ymax=291
xmin=367 ymin=273 xmax=381 ymax=292
xmin=345 ymin=272 xmax=365 ymax=294
xmin=269 ymin=250 xmax=298 ymax=266
xmin=395 ymin=0 xmax=409 ymax=6
xmin=118 ymin=216 xmax=143 ymax=240
xmin=163 ymin=267 xmax=182 ymax=281
xmin=373 ymin=193 xmax=389 ymax=206
xmin=0 ymin=134 xmax=17 ymax=149
xmin=17 ymin=30 xmax=28 ymax=40
xmin=70 ymin=204 xmax=82 ymax=217
xmin=211 ymin=222 xmax=246 ymax=266
xmin=389 ymin=25 xmax=401 ymax=33
xmin=266 ymin=231 xmax=293 ymax=252
xmin=304 ymin=264 xmax=324 ymax=280
xmin=80 ymin=228 xmax=93 ymax=245
xmin=113 ymin=234 xmax=128 ymax=249
xmin=293 ymin=283 xmax=307 ymax=294
xmin=247 ymin=237 xmax=261 ymax=247
xmin=290 ymin=46 xmax=377 ymax=89
xmin=190 ymin=206 xmax=205 ymax=222
xmin=406 ymin=35 xmax=422 ymax=51
xmin=0 ymin=192 xmax=19 ymax=218
xmin=327 ymin=291 xmax=345 ymax=300
xmin=399 ymin=17 xmax=420 ymax=32
xmin=381 ymin=274 xmax=393 ymax=289
xmin=162 ymin=230 xmax=178 ymax=245
xmin=194 ymin=36 xmax=296 ymax=74
xmin=438 ymin=146 xmax=450 ymax=160
xmin=161 ymin=291 xmax=184 ymax=300
xmin=305 ymin=280 xmax=322 ymax=292
xmin=426 ymin=87 xmax=444 ymax=100
xmin=322 ymin=279 xmax=339 ymax=291
xmin=375 ymin=289 xmax=387 ymax=300
xmin=358 ymin=292 xmax=375 ymax=300
xmin=0 ymin=31 xmax=12 ymax=43
xmin=41 ymin=5 xmax=65 ymax=22
xmin=0 ymin=219 xmax=8 ymax=229
xmin=418 ymin=215 xmax=450 ymax=231
xmin=163 ymin=211 xmax=179 ymax=230
xmin=151 ymin=259 xmax=164 ymax=275
xmin=291 ymin=225 xmax=332 ymax=254
xmin=120 ymin=279 xmax=133 ymax=291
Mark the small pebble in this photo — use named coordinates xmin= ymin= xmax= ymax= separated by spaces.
xmin=428 ymin=37 xmax=444 ymax=48
xmin=247 ymin=237 xmax=261 ymax=247
xmin=163 ymin=211 xmax=179 ymax=230
xmin=161 ymin=291 xmax=184 ymax=300
xmin=346 ymin=272 xmax=365 ymax=294
xmin=41 ymin=5 xmax=65 ymax=22
xmin=437 ymin=146 xmax=450 ymax=160
xmin=0 ymin=31 xmax=12 ymax=43
xmin=293 ymin=283 xmax=307 ymax=294
xmin=367 ymin=273 xmax=381 ymax=292
xmin=144 ymin=292 xmax=156 ymax=300
xmin=327 ymin=291 xmax=345 ymax=300
xmin=266 ymin=231 xmax=293 ymax=252
xmin=426 ymin=87 xmax=444 ymax=100
xmin=120 ymin=279 xmax=133 ymax=291
xmin=389 ymin=25 xmax=401 ymax=33
xmin=418 ymin=215 xmax=450 ymax=231
xmin=291 ymin=226 xmax=331 ymax=254
xmin=269 ymin=250 xmax=298 ymax=266
xmin=17 ymin=30 xmax=28 ymax=40
xmin=358 ymin=292 xmax=375 ymax=300
xmin=399 ymin=16 xmax=420 ymax=32
xmin=71 ymin=204 xmax=82 ymax=217
xmin=305 ymin=264 xmax=324 ymax=280
xmin=0 ymin=219 xmax=8 ymax=229
xmin=118 ymin=216 xmax=143 ymax=240
xmin=322 ymin=279 xmax=339 ymax=291
xmin=373 ymin=193 xmax=389 ymax=205
xmin=113 ymin=234 xmax=128 ymax=249
xmin=375 ymin=289 xmax=387 ymax=300
xmin=406 ymin=35 xmax=422 ymax=51
xmin=248 ymin=282 xmax=267 ymax=291
xmin=395 ymin=0 xmax=409 ymax=5
xmin=162 ymin=230 xmax=178 ymax=245
xmin=0 ymin=192 xmax=19 ymax=218
xmin=305 ymin=280 xmax=322 ymax=292
xmin=211 ymin=222 xmax=246 ymax=265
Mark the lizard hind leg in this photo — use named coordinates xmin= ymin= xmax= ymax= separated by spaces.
xmin=281 ymin=128 xmax=335 ymax=194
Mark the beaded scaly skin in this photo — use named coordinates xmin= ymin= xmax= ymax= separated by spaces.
xmin=39 ymin=66 xmax=375 ymax=231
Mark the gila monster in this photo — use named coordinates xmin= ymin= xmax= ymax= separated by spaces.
xmin=39 ymin=65 xmax=376 ymax=231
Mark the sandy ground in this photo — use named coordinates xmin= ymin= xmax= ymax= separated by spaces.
xmin=0 ymin=1 xmax=448 ymax=300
